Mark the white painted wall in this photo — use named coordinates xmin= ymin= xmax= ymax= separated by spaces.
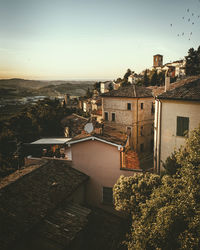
xmin=159 ymin=100 xmax=200 ymax=170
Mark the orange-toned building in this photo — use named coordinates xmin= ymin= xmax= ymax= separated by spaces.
xmin=65 ymin=128 xmax=139 ymax=208
xmin=101 ymin=85 xmax=154 ymax=154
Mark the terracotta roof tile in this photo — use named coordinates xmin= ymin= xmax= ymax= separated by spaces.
xmin=101 ymin=85 xmax=153 ymax=98
xmin=149 ymin=75 xmax=200 ymax=97
xmin=0 ymin=160 xmax=88 ymax=250
xmin=157 ymin=77 xmax=200 ymax=101
xmin=69 ymin=125 xmax=128 ymax=146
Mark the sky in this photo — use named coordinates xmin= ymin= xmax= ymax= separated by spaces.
xmin=0 ymin=0 xmax=200 ymax=80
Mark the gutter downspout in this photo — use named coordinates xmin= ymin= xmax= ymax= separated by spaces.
xmin=154 ymin=99 xmax=158 ymax=173
xmin=136 ymin=98 xmax=138 ymax=150
xmin=157 ymin=100 xmax=162 ymax=174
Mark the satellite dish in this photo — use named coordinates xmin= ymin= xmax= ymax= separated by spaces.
xmin=84 ymin=123 xmax=94 ymax=134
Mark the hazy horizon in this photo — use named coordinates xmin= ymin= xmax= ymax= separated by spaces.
xmin=1 ymin=0 xmax=200 ymax=80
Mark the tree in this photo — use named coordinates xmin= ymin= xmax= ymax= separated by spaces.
xmin=86 ymin=87 xmax=92 ymax=98
xmin=185 ymin=46 xmax=200 ymax=76
xmin=162 ymin=152 xmax=181 ymax=176
xmin=143 ymin=69 xmax=150 ymax=86
xmin=0 ymin=98 xmax=76 ymax=177
xmin=108 ymin=82 xmax=113 ymax=91
xmin=93 ymin=82 xmax=100 ymax=92
xmin=113 ymin=126 xmax=200 ymax=249
xmin=123 ymin=69 xmax=132 ymax=80
xmin=157 ymin=71 xmax=165 ymax=86
xmin=150 ymin=69 xmax=158 ymax=86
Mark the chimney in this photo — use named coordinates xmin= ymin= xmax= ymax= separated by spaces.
xmin=165 ymin=70 xmax=170 ymax=92
xmin=165 ymin=76 xmax=170 ymax=92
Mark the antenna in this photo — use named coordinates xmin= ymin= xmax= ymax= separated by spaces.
xmin=84 ymin=123 xmax=94 ymax=134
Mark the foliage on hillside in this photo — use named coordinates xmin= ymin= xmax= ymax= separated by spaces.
xmin=113 ymin=126 xmax=200 ymax=250
xmin=0 ymin=78 xmax=94 ymax=98
xmin=0 ymin=98 xmax=79 ymax=178
xmin=185 ymin=46 xmax=200 ymax=76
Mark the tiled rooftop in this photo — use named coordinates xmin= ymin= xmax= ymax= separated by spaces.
xmin=157 ymin=77 xmax=200 ymax=101
xmin=16 ymin=202 xmax=91 ymax=250
xmin=69 ymin=124 xmax=128 ymax=146
xmin=101 ymin=85 xmax=153 ymax=98
xmin=61 ymin=113 xmax=88 ymax=136
xmin=149 ymin=75 xmax=200 ymax=97
xmin=0 ymin=160 xmax=88 ymax=250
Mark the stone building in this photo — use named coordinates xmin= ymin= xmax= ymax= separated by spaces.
xmin=101 ymin=85 xmax=154 ymax=154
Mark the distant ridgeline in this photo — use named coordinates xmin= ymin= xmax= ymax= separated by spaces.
xmin=0 ymin=78 xmax=94 ymax=120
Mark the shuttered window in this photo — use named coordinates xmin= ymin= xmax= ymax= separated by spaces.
xmin=112 ymin=113 xmax=115 ymax=122
xmin=104 ymin=112 xmax=108 ymax=121
xmin=127 ymin=103 xmax=131 ymax=110
xmin=176 ymin=116 xmax=189 ymax=136
xmin=103 ymin=187 xmax=113 ymax=204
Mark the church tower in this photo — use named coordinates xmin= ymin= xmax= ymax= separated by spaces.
xmin=153 ymin=54 xmax=163 ymax=67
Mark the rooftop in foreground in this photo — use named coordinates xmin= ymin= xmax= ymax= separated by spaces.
xmin=0 ymin=159 xmax=88 ymax=250
xmin=157 ymin=77 xmax=200 ymax=101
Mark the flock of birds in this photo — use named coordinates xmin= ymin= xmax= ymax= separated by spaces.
xmin=170 ymin=3 xmax=200 ymax=41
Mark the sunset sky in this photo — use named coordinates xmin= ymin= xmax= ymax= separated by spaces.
xmin=0 ymin=0 xmax=200 ymax=80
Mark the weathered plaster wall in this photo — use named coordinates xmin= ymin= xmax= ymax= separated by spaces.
xmin=102 ymin=97 xmax=154 ymax=152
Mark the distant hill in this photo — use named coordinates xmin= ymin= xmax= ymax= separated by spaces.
xmin=0 ymin=78 xmax=95 ymax=98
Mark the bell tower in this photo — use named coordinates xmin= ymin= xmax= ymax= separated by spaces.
xmin=153 ymin=54 xmax=163 ymax=67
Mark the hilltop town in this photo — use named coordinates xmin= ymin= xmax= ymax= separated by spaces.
xmin=0 ymin=49 xmax=200 ymax=250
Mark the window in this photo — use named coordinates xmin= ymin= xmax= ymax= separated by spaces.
xmin=151 ymin=102 xmax=154 ymax=114
xmin=140 ymin=126 xmax=144 ymax=136
xmin=141 ymin=103 xmax=143 ymax=110
xmin=103 ymin=187 xmax=113 ymax=204
xmin=111 ymin=113 xmax=115 ymax=122
xmin=150 ymin=139 xmax=154 ymax=152
xmin=177 ymin=116 xmax=189 ymax=136
xmin=104 ymin=112 xmax=108 ymax=121
xmin=140 ymin=143 xmax=144 ymax=152
xmin=127 ymin=127 xmax=131 ymax=136
xmin=127 ymin=103 xmax=131 ymax=110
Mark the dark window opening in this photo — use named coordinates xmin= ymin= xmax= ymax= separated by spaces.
xmin=150 ymin=139 xmax=154 ymax=152
xmin=140 ymin=143 xmax=144 ymax=152
xmin=104 ymin=112 xmax=108 ymax=121
xmin=177 ymin=116 xmax=189 ymax=136
xmin=112 ymin=113 xmax=115 ymax=122
xmin=140 ymin=126 xmax=144 ymax=136
xmin=103 ymin=187 xmax=113 ymax=204
xmin=127 ymin=103 xmax=131 ymax=110
xmin=141 ymin=103 xmax=143 ymax=110
xmin=151 ymin=102 xmax=154 ymax=114
xmin=127 ymin=127 xmax=131 ymax=136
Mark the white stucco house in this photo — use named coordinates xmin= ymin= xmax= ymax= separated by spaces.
xmin=154 ymin=77 xmax=200 ymax=173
